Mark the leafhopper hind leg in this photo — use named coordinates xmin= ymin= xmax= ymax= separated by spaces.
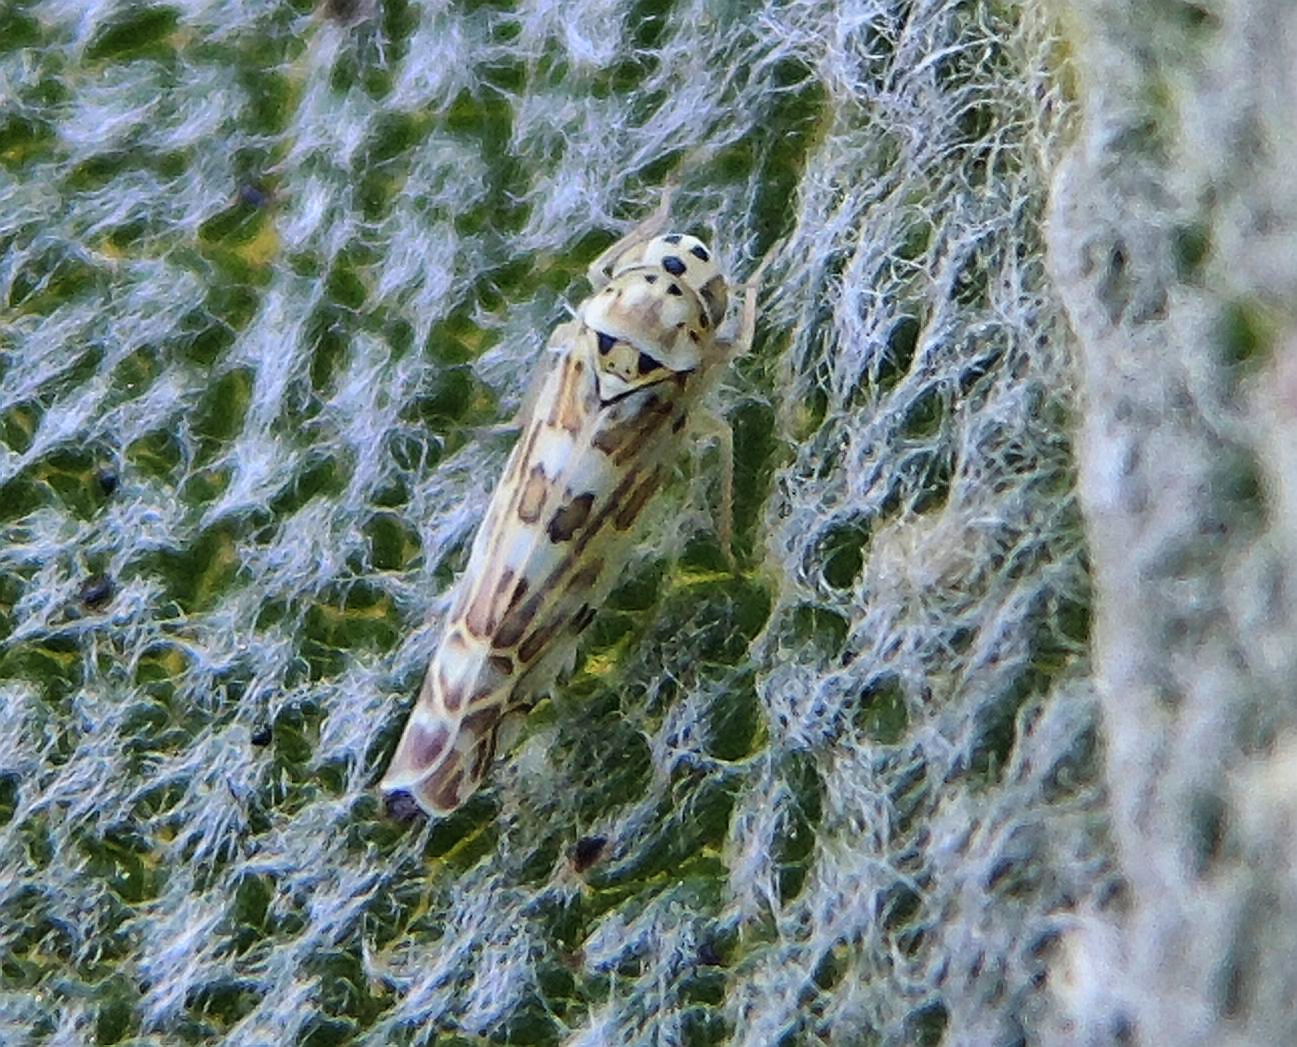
xmin=585 ymin=187 xmax=675 ymax=289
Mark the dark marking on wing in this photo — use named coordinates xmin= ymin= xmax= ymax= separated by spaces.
xmin=518 ymin=464 xmax=549 ymax=523
xmin=590 ymin=428 xmax=618 ymax=457
xmin=672 ymin=411 xmax=688 ymax=434
xmin=572 ymin=604 xmax=598 ymax=634
xmin=690 ymin=243 xmax=710 ymax=262
xmin=505 ymin=424 xmax=540 ymax=485
xmin=489 ymin=654 xmax=515 ymax=677
xmin=464 ymin=572 xmax=499 ymax=637
xmin=645 ymin=273 xmax=658 ymax=284
xmin=637 ymin=352 xmax=660 ymax=376
xmin=614 ymin=469 xmax=662 ymax=530
xmin=497 ymin=589 xmax=543 ymax=648
xmin=504 ymin=577 xmax=529 ymax=612
xmin=597 ymin=331 xmax=616 ymax=355
xmin=494 ymin=569 xmax=523 ymax=615
xmin=468 ymin=677 xmax=504 ymax=710
xmin=519 ymin=616 xmax=567 ymax=663
xmin=591 ymin=395 xmax=675 ymax=464
xmin=668 ymin=283 xmax=683 ymax=296
xmin=473 ymin=650 xmax=512 ymax=703
xmin=664 ymin=234 xmax=682 ymax=245
xmin=461 ymin=705 xmax=501 ymax=737
xmin=662 ymin=255 xmax=686 ymax=276
xmin=551 ymin=356 xmax=588 ymax=434
xmin=466 ymin=567 xmax=514 ymax=637
xmin=469 ymin=731 xmax=497 ymax=779
xmin=490 ymin=473 xmax=642 ymax=655
xmin=408 ymin=719 xmax=451 ymax=768
xmin=440 ymin=665 xmax=467 ymax=713
xmin=427 ymin=769 xmax=464 ymax=812
xmin=548 ymin=492 xmax=595 ymax=542
xmin=571 ymin=557 xmax=604 ymax=590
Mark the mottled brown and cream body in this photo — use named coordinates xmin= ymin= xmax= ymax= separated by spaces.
xmin=381 ymin=207 xmax=762 ymax=816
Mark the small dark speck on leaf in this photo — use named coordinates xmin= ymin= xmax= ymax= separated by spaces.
xmin=572 ymin=835 xmax=608 ymax=872
xmin=79 ymin=575 xmax=115 ymax=608
xmin=96 ymin=468 xmax=119 ymax=497
xmin=697 ymin=940 xmax=725 ymax=966
xmin=250 ymin=725 xmax=272 ymax=747
xmin=321 ymin=0 xmax=376 ymax=25
xmin=238 ymin=183 xmax=272 ymax=209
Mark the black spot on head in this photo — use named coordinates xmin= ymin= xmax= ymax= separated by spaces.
xmin=668 ymin=283 xmax=683 ymax=296
xmin=637 ymin=352 xmax=660 ymax=375
xmin=597 ymin=331 xmax=616 ymax=355
xmin=664 ymin=234 xmax=682 ymax=245
xmin=690 ymin=243 xmax=710 ymax=262
xmin=645 ymin=273 xmax=658 ymax=284
xmin=662 ymin=255 xmax=687 ymax=276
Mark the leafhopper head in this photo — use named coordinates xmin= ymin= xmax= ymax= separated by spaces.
xmin=580 ymin=233 xmax=729 ymax=387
